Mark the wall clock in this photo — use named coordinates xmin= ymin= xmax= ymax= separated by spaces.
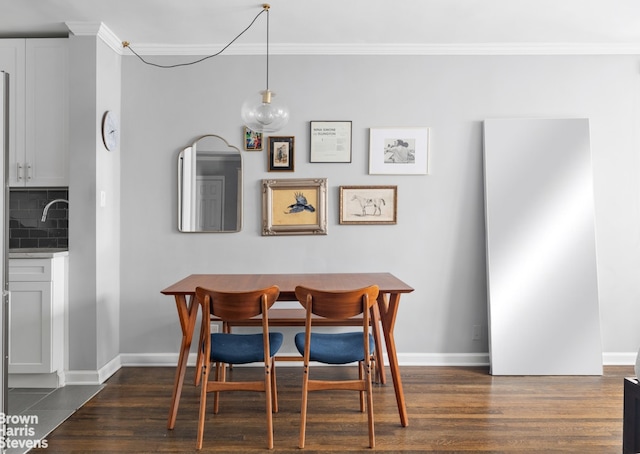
xmin=102 ymin=111 xmax=120 ymax=151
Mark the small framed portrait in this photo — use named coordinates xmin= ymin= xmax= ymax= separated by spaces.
xmin=268 ymin=136 xmax=295 ymax=171
xmin=339 ymin=185 xmax=397 ymax=225
xmin=369 ymin=127 xmax=430 ymax=175
xmin=244 ymin=127 xmax=263 ymax=151
xmin=262 ymin=178 xmax=328 ymax=236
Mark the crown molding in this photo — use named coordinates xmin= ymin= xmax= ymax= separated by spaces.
xmin=124 ymin=42 xmax=640 ymax=57
xmin=65 ymin=21 xmax=125 ymax=55
xmin=61 ymin=24 xmax=640 ymax=57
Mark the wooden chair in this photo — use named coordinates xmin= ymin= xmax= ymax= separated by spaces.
xmin=194 ymin=285 xmax=283 ymax=450
xmin=294 ymin=285 xmax=380 ymax=449
xmin=202 ymin=307 xmax=388 ymax=384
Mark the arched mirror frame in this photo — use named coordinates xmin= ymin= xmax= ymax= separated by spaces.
xmin=178 ymin=134 xmax=242 ymax=232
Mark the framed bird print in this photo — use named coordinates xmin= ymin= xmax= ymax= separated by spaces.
xmin=261 ymin=178 xmax=328 ymax=236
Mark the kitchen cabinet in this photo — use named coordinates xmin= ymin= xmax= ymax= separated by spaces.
xmin=0 ymin=40 xmax=25 ymax=185
xmin=0 ymin=38 xmax=68 ymax=187
xmin=8 ymin=253 xmax=67 ymax=387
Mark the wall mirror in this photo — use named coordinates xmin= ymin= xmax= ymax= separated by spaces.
xmin=178 ymin=134 xmax=242 ymax=232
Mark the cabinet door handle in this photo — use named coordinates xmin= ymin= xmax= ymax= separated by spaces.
xmin=5 ymin=290 xmax=10 ymax=363
xmin=16 ymin=163 xmax=23 ymax=181
xmin=26 ymin=163 xmax=32 ymax=181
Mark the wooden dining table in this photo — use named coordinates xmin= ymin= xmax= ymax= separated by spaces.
xmin=161 ymin=272 xmax=414 ymax=429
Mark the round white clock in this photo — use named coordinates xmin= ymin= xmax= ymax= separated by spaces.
xmin=102 ymin=111 xmax=120 ymax=151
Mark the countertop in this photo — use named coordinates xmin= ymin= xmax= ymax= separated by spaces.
xmin=9 ymin=248 xmax=69 ymax=259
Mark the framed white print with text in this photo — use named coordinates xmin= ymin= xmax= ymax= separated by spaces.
xmin=310 ymin=121 xmax=352 ymax=163
xmin=369 ymin=127 xmax=429 ymax=175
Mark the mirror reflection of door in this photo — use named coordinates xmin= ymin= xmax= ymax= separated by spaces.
xmin=197 ymin=176 xmax=224 ymax=231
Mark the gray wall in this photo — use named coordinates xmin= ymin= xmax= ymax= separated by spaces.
xmin=117 ymin=53 xmax=640 ymax=364
xmin=68 ymin=35 xmax=98 ymax=371
xmin=68 ymin=34 xmax=121 ymax=373
xmin=95 ymin=38 xmax=121 ymax=370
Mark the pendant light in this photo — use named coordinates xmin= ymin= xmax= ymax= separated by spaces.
xmin=240 ymin=4 xmax=290 ymax=133
xmin=125 ymin=5 xmax=288 ymax=131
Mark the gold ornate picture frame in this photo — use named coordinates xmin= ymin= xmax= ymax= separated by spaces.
xmin=262 ymin=178 xmax=327 ymax=235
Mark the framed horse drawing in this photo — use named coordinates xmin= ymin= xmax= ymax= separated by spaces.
xmin=339 ymin=185 xmax=397 ymax=225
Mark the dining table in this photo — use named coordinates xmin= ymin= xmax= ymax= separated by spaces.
xmin=161 ymin=272 xmax=414 ymax=429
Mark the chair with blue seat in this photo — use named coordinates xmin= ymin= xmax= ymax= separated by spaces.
xmin=294 ymin=284 xmax=380 ymax=449
xmin=194 ymin=285 xmax=283 ymax=450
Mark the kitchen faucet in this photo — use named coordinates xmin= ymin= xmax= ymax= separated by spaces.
xmin=41 ymin=199 xmax=69 ymax=222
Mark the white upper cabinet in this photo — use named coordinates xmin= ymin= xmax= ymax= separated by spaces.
xmin=24 ymin=39 xmax=69 ymax=187
xmin=0 ymin=40 xmax=26 ymax=185
xmin=0 ymin=38 xmax=69 ymax=187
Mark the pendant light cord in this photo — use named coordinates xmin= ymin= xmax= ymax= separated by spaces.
xmin=123 ymin=7 xmax=268 ymax=69
xmin=265 ymin=7 xmax=270 ymax=91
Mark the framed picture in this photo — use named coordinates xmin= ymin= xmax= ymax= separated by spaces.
xmin=262 ymin=178 xmax=328 ymax=236
xmin=369 ymin=127 xmax=430 ymax=175
xmin=268 ymin=136 xmax=295 ymax=171
xmin=244 ymin=127 xmax=263 ymax=151
xmin=339 ymin=185 xmax=397 ymax=225
xmin=310 ymin=121 xmax=352 ymax=163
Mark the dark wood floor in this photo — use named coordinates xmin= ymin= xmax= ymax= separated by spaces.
xmin=32 ymin=364 xmax=631 ymax=453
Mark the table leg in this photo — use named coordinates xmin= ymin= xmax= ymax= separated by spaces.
xmin=167 ymin=294 xmax=199 ymax=430
xmin=378 ymin=292 xmax=408 ymax=427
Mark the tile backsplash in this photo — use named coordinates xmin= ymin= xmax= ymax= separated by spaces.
xmin=9 ymin=188 xmax=69 ymax=249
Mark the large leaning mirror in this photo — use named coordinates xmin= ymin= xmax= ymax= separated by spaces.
xmin=178 ymin=134 xmax=242 ymax=232
xmin=483 ymin=118 xmax=602 ymax=375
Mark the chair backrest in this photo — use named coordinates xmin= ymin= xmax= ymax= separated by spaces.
xmin=294 ymin=285 xmax=379 ymax=321
xmin=195 ymin=285 xmax=280 ymax=321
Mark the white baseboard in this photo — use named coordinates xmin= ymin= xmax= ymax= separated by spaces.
xmin=603 ymin=352 xmax=637 ymax=366
xmin=64 ymin=370 xmax=101 ymax=385
xmin=62 ymin=351 xmax=638 ymax=385
xmin=117 ymin=352 xmax=492 ymax=368
xmin=65 ymin=355 xmax=122 ymax=385
xmin=8 ymin=371 xmax=64 ymax=388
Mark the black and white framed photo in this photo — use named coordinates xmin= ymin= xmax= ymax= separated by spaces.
xmin=310 ymin=121 xmax=352 ymax=163
xmin=369 ymin=127 xmax=429 ymax=175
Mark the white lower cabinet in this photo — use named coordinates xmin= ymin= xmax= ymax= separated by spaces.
xmin=8 ymin=255 xmax=67 ymax=387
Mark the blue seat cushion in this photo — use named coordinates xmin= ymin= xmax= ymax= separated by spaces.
xmin=294 ymin=332 xmax=374 ymax=365
xmin=210 ymin=332 xmax=284 ymax=364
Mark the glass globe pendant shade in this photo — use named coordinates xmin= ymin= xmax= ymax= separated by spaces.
xmin=241 ymin=89 xmax=289 ymax=133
